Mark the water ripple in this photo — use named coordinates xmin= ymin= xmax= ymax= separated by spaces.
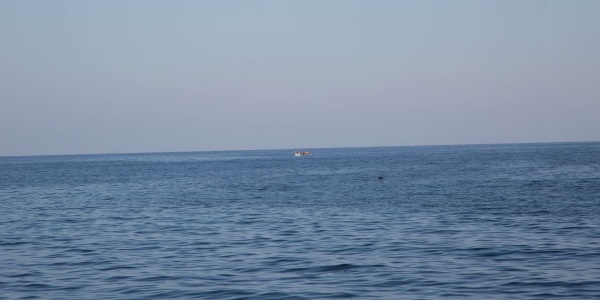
xmin=1 ymin=143 xmax=600 ymax=299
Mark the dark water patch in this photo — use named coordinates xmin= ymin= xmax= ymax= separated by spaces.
xmin=199 ymin=289 xmax=255 ymax=298
xmin=7 ymin=272 xmax=39 ymax=278
xmin=0 ymin=240 xmax=30 ymax=246
xmin=240 ymin=291 xmax=304 ymax=300
xmin=98 ymin=265 xmax=139 ymax=271
xmin=47 ymin=259 xmax=102 ymax=267
xmin=64 ymin=248 xmax=96 ymax=254
xmin=135 ymin=275 xmax=179 ymax=283
xmin=282 ymin=263 xmax=374 ymax=275
xmin=21 ymin=283 xmax=54 ymax=290
xmin=105 ymin=275 xmax=132 ymax=281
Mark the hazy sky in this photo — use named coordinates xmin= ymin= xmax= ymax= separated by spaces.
xmin=1 ymin=0 xmax=599 ymax=156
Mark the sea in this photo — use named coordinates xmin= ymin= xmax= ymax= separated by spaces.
xmin=1 ymin=142 xmax=599 ymax=299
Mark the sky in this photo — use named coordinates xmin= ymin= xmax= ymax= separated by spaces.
xmin=1 ymin=0 xmax=599 ymax=156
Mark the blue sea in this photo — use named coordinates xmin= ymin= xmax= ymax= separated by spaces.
xmin=1 ymin=143 xmax=599 ymax=299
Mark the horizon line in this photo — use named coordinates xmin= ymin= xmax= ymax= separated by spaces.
xmin=1 ymin=140 xmax=598 ymax=159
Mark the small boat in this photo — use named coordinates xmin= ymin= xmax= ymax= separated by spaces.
xmin=294 ymin=151 xmax=311 ymax=156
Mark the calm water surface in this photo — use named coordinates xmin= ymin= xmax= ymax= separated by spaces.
xmin=1 ymin=143 xmax=599 ymax=299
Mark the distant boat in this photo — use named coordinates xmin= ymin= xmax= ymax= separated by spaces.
xmin=294 ymin=151 xmax=311 ymax=156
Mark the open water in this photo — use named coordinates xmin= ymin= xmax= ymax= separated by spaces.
xmin=1 ymin=142 xmax=599 ymax=299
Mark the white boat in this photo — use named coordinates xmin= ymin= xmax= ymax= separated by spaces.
xmin=294 ymin=151 xmax=311 ymax=156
